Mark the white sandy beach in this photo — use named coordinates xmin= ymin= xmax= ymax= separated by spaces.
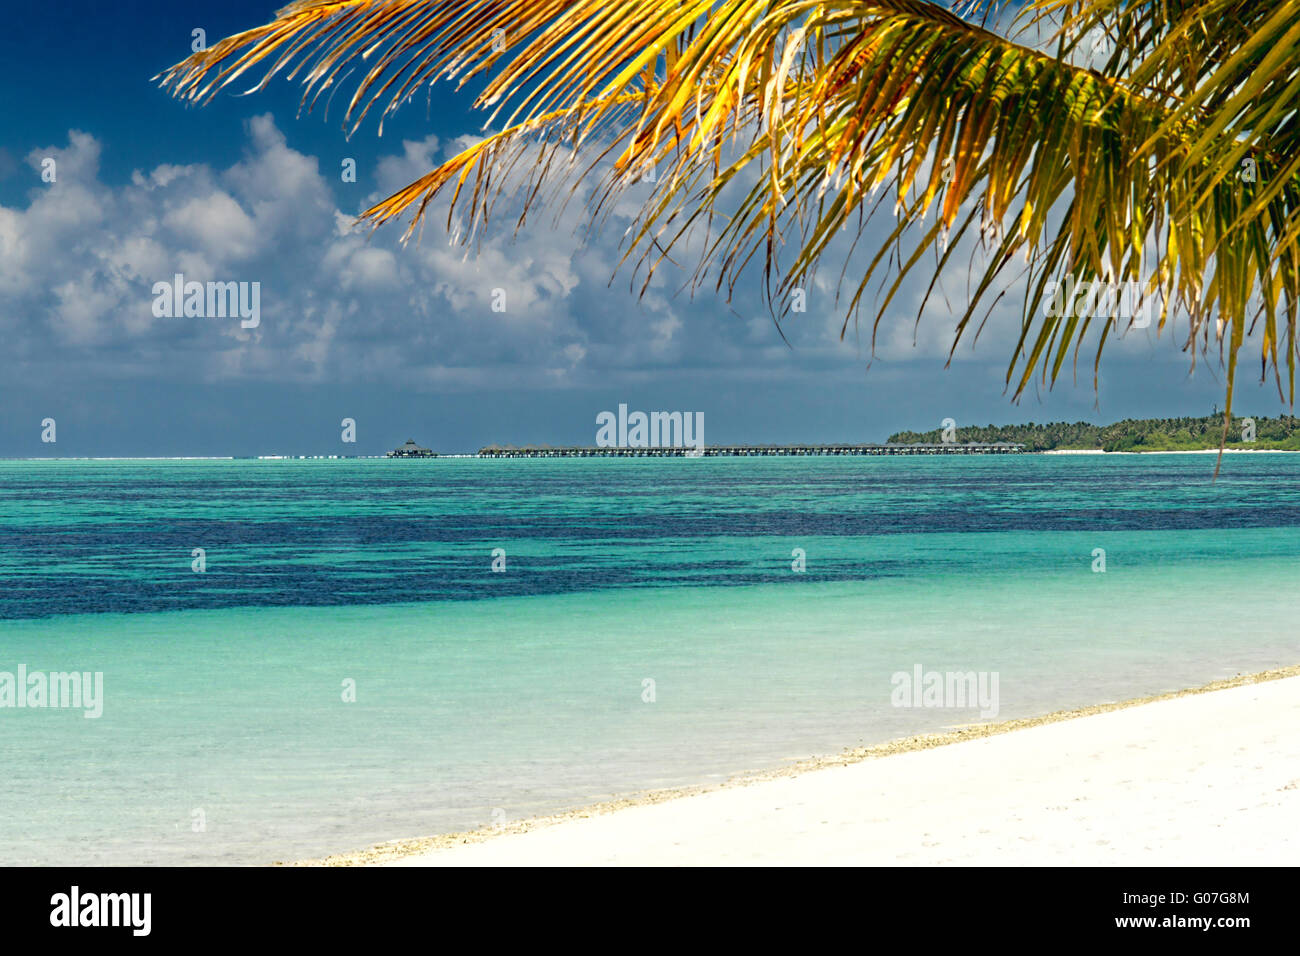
xmin=1042 ymin=447 xmax=1298 ymax=454
xmin=369 ymin=675 xmax=1299 ymax=866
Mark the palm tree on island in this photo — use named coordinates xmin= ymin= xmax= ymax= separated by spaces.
xmin=159 ymin=0 xmax=1300 ymax=464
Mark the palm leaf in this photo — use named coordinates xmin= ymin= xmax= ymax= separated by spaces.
xmin=158 ymin=0 xmax=1300 ymax=461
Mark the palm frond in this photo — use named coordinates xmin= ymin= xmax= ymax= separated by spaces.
xmin=158 ymin=0 xmax=1300 ymax=457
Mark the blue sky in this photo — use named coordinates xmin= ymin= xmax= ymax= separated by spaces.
xmin=0 ymin=1 xmax=1280 ymax=456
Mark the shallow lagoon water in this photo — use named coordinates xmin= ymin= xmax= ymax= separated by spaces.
xmin=1 ymin=455 xmax=1296 ymax=864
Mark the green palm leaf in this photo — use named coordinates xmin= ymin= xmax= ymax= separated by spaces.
xmin=158 ymin=0 xmax=1300 ymax=468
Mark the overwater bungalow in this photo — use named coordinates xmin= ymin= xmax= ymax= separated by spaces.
xmin=387 ymin=439 xmax=436 ymax=458
xmin=475 ymin=442 xmax=1025 ymax=458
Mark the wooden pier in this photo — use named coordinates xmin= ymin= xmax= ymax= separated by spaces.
xmin=475 ymin=442 xmax=1024 ymax=458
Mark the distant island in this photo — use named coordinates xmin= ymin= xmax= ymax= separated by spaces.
xmin=889 ymin=412 xmax=1300 ymax=452
xmin=382 ymin=412 xmax=1300 ymax=459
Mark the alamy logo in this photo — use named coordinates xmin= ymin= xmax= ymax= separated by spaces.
xmin=50 ymin=886 xmax=150 ymax=936
xmin=0 ymin=666 xmax=103 ymax=718
xmin=152 ymin=273 xmax=260 ymax=328
xmin=595 ymin=403 xmax=704 ymax=454
xmin=890 ymin=664 xmax=1000 ymax=718
xmin=1042 ymin=276 xmax=1152 ymax=329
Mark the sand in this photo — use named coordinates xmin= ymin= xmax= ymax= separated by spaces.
xmin=1042 ymin=448 xmax=1297 ymax=454
xmin=296 ymin=668 xmax=1300 ymax=866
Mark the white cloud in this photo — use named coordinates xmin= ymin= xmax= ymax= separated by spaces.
xmin=164 ymin=192 xmax=259 ymax=262
xmin=0 ymin=113 xmax=1217 ymax=396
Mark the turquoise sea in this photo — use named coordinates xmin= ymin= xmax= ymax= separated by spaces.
xmin=1 ymin=454 xmax=1297 ymax=864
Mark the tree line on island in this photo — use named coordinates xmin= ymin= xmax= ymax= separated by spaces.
xmin=889 ymin=413 xmax=1300 ymax=452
